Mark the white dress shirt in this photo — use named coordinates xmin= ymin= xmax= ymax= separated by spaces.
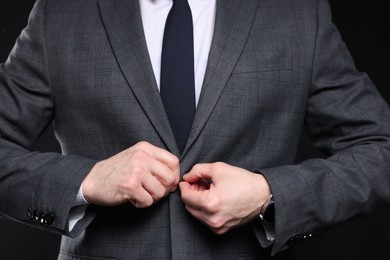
xmin=140 ymin=0 xmax=216 ymax=105
xmin=69 ymin=0 xmax=216 ymax=231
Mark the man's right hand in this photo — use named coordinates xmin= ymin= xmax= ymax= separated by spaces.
xmin=82 ymin=141 xmax=180 ymax=208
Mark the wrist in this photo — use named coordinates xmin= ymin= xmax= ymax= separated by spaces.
xmin=80 ymin=182 xmax=91 ymax=204
xmin=255 ymin=173 xmax=274 ymax=223
xmin=81 ymin=162 xmax=103 ymax=204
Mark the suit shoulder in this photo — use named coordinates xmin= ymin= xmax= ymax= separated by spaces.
xmin=257 ymin=0 xmax=318 ymax=13
xmin=43 ymin=0 xmax=100 ymax=13
xmin=256 ymin=0 xmax=319 ymax=26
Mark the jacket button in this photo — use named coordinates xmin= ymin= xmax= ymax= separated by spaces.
xmin=39 ymin=213 xmax=45 ymax=224
xmin=33 ymin=210 xmax=40 ymax=222
xmin=44 ymin=213 xmax=55 ymax=225
xmin=27 ymin=209 xmax=34 ymax=220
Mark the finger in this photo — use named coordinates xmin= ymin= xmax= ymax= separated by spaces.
xmin=179 ymin=181 xmax=208 ymax=207
xmin=183 ymin=163 xmax=217 ymax=183
xmin=138 ymin=141 xmax=180 ymax=173
xmin=197 ymin=179 xmax=211 ymax=190
xmin=128 ymin=187 xmax=154 ymax=208
xmin=143 ymin=156 xmax=179 ymax=192
xmin=187 ymin=179 xmax=210 ymax=191
xmin=211 ymin=226 xmax=229 ymax=235
xmin=141 ymin=173 xmax=168 ymax=200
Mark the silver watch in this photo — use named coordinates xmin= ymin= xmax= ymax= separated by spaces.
xmin=259 ymin=194 xmax=274 ymax=223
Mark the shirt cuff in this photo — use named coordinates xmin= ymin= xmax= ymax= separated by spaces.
xmin=73 ymin=183 xmax=89 ymax=206
xmin=68 ymin=204 xmax=88 ymax=231
xmin=68 ymin=183 xmax=90 ymax=231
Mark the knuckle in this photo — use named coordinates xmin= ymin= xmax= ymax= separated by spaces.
xmin=205 ymin=197 xmax=220 ymax=213
xmin=173 ymin=174 xmax=180 ymax=186
xmin=135 ymin=200 xmax=152 ymax=209
xmin=214 ymin=228 xmax=227 ymax=235
xmin=142 ymin=198 xmax=154 ymax=208
xmin=171 ymin=156 xmax=180 ymax=169
xmin=131 ymin=150 xmax=149 ymax=160
xmin=135 ymin=141 xmax=150 ymax=149
xmin=213 ymin=162 xmax=226 ymax=171
xmin=121 ymin=175 xmax=140 ymax=192
xmin=165 ymin=173 xmax=177 ymax=186
xmin=208 ymin=216 xmax=224 ymax=229
xmin=133 ymin=194 xmax=153 ymax=208
xmin=165 ymin=154 xmax=179 ymax=174
xmin=127 ymin=164 xmax=145 ymax=177
xmin=154 ymin=187 xmax=166 ymax=199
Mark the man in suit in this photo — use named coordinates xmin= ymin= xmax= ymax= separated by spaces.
xmin=1 ymin=0 xmax=390 ymax=259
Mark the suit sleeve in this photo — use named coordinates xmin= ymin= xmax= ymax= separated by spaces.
xmin=0 ymin=0 xmax=97 ymax=237
xmin=258 ymin=0 xmax=390 ymax=254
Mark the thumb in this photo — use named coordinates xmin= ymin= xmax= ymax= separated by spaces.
xmin=182 ymin=163 xmax=216 ymax=183
xmin=179 ymin=181 xmax=208 ymax=207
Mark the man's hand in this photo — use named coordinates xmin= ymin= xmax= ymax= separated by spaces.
xmin=179 ymin=162 xmax=271 ymax=234
xmin=82 ymin=141 xmax=180 ymax=208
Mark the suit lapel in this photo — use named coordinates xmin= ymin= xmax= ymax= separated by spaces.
xmin=98 ymin=0 xmax=259 ymax=157
xmin=98 ymin=0 xmax=179 ymax=154
xmin=182 ymin=0 xmax=260 ymax=157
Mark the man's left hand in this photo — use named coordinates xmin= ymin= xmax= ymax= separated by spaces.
xmin=179 ymin=162 xmax=271 ymax=234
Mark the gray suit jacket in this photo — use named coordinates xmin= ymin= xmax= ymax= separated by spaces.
xmin=1 ymin=0 xmax=390 ymax=259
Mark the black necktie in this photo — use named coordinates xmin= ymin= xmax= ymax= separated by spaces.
xmin=160 ymin=0 xmax=195 ymax=154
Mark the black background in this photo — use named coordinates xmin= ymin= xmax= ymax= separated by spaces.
xmin=0 ymin=1 xmax=389 ymax=259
